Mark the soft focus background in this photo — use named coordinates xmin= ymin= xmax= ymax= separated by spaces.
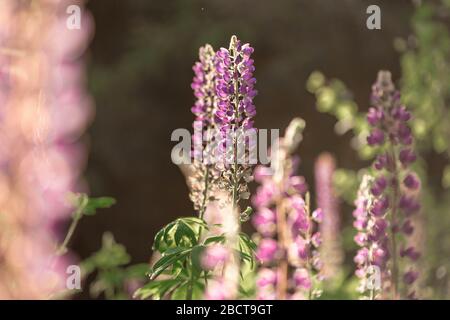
xmin=72 ymin=0 xmax=450 ymax=298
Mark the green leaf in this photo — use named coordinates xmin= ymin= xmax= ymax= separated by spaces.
xmin=134 ymin=279 xmax=181 ymax=300
xmin=171 ymin=281 xmax=189 ymax=300
xmin=238 ymin=251 xmax=252 ymax=263
xmin=162 ymin=221 xmax=177 ymax=247
xmin=153 ymin=228 xmax=165 ymax=251
xmin=203 ymin=235 xmax=225 ymax=245
xmin=171 ymin=279 xmax=204 ymax=300
xmin=180 ymin=217 xmax=207 ymax=227
xmin=240 ymin=206 xmax=253 ymax=222
xmin=237 ymin=233 xmax=256 ymax=269
xmin=150 ymin=248 xmax=191 ymax=279
xmin=83 ymin=196 xmax=116 ymax=216
xmin=163 ymin=247 xmax=190 ymax=256
xmin=153 ymin=217 xmax=207 ymax=253
xmin=174 ymin=220 xmax=198 ymax=246
xmin=190 ymin=245 xmax=205 ymax=276
xmin=239 ymin=233 xmax=257 ymax=251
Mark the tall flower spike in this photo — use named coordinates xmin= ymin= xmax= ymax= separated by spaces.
xmin=361 ymin=71 xmax=421 ymax=299
xmin=189 ymin=44 xmax=219 ymax=217
xmin=252 ymin=118 xmax=322 ymax=300
xmin=214 ymin=35 xmax=257 ymax=208
xmin=0 ymin=0 xmax=93 ymax=298
xmin=314 ymin=153 xmax=343 ymax=280
xmin=353 ymin=175 xmax=389 ymax=299
xmin=191 ymin=44 xmax=217 ymax=127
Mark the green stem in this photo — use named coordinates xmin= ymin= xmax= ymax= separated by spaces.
xmin=186 ymin=261 xmax=195 ymax=300
xmin=305 ymin=193 xmax=314 ymax=300
xmin=56 ymin=208 xmax=83 ymax=256
xmin=197 ymin=166 xmax=210 ymax=244
xmin=199 ymin=166 xmax=210 ymax=220
xmin=389 ymin=143 xmax=400 ymax=299
xmin=231 ymin=44 xmax=240 ymax=212
xmin=369 ymin=286 xmax=375 ymax=300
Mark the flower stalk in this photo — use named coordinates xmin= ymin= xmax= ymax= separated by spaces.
xmin=355 ymin=70 xmax=422 ymax=299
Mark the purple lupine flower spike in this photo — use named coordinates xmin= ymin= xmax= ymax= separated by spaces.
xmin=213 ymin=35 xmax=257 ymax=206
xmin=214 ymin=36 xmax=256 ymax=132
xmin=253 ymin=118 xmax=322 ymax=300
xmin=201 ymin=36 xmax=258 ymax=301
xmin=353 ymin=175 xmax=389 ymax=299
xmin=188 ymin=44 xmax=220 ymax=217
xmin=191 ymin=45 xmax=217 ymax=126
xmin=356 ymin=71 xmax=422 ymax=299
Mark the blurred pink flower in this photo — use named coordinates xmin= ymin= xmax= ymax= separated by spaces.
xmin=0 ymin=1 xmax=93 ymax=298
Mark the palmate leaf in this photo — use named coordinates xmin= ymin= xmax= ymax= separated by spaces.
xmin=152 ymin=217 xmax=208 ymax=252
xmin=149 ymin=247 xmax=191 ymax=280
xmin=174 ymin=220 xmax=197 ymax=246
xmin=180 ymin=217 xmax=208 ymax=228
xmin=163 ymin=221 xmax=177 ymax=247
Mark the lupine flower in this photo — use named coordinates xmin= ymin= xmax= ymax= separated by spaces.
xmin=256 ymin=268 xmax=277 ymax=300
xmin=252 ymin=207 xmax=277 ymax=237
xmin=198 ymin=35 xmax=258 ymax=300
xmin=252 ymin=118 xmax=322 ymax=300
xmin=355 ymin=71 xmax=422 ymax=299
xmin=0 ymin=0 xmax=92 ymax=298
xmin=353 ymin=175 xmax=389 ymax=299
xmin=293 ymin=268 xmax=312 ymax=290
xmin=188 ymin=45 xmax=220 ymax=217
xmin=204 ymin=279 xmax=229 ymax=300
xmin=256 ymin=238 xmax=279 ymax=263
xmin=256 ymin=268 xmax=278 ymax=287
xmin=314 ymin=153 xmax=343 ymax=280
xmin=214 ymin=36 xmax=256 ymax=133
xmin=201 ymin=244 xmax=229 ymax=270
xmin=214 ymin=35 xmax=257 ymax=207
xmin=191 ymin=45 xmax=217 ymax=127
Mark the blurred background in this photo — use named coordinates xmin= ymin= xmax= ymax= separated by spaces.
xmin=71 ymin=0 xmax=450 ymax=298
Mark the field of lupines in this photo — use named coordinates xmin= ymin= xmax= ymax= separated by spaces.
xmin=0 ymin=0 xmax=449 ymax=301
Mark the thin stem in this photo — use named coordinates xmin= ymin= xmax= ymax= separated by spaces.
xmin=231 ymin=44 xmax=241 ymax=212
xmin=186 ymin=260 xmax=195 ymax=300
xmin=305 ymin=193 xmax=314 ymax=300
xmin=388 ymin=143 xmax=400 ymax=300
xmin=199 ymin=166 xmax=210 ymax=220
xmin=186 ymin=279 xmax=194 ymax=300
xmin=276 ymin=199 xmax=288 ymax=300
xmin=369 ymin=286 xmax=375 ymax=300
xmin=197 ymin=166 xmax=210 ymax=244
xmin=56 ymin=208 xmax=83 ymax=256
